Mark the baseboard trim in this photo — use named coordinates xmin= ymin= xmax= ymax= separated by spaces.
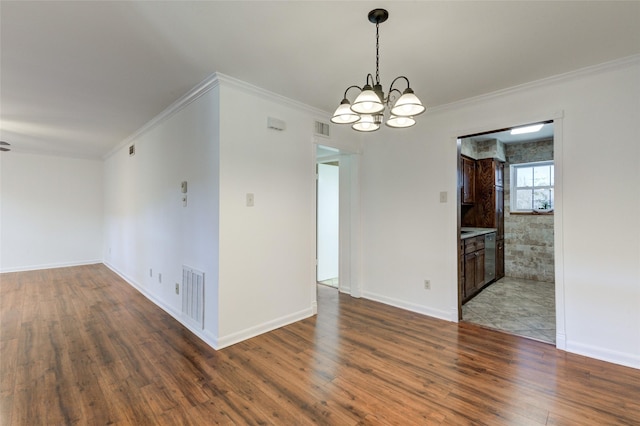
xmin=555 ymin=331 xmax=567 ymax=350
xmin=103 ymin=262 xmax=221 ymax=350
xmin=0 ymin=260 xmax=101 ymax=273
xmin=215 ymin=307 xmax=315 ymax=350
xmin=565 ymin=340 xmax=640 ymax=370
xmin=363 ymin=291 xmax=457 ymax=322
xmin=103 ymin=262 xmax=316 ymax=351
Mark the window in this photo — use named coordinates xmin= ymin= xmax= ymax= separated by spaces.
xmin=510 ymin=161 xmax=554 ymax=212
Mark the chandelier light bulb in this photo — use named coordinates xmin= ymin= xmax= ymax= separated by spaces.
xmin=390 ymin=88 xmax=425 ymax=117
xmin=351 ymin=86 xmax=384 ymax=114
xmin=386 ymin=115 xmax=416 ymax=128
xmin=331 ymin=99 xmax=361 ymax=124
xmin=352 ymin=114 xmax=380 ymax=132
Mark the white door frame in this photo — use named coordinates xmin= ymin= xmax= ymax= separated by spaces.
xmin=315 ymin=141 xmax=362 ymax=297
xmin=454 ymin=111 xmax=566 ymax=350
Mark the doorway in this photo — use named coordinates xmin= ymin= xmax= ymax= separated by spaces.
xmin=458 ymin=122 xmax=557 ymax=344
xmin=314 ymin=142 xmax=361 ymax=298
xmin=317 ymin=154 xmax=340 ymax=288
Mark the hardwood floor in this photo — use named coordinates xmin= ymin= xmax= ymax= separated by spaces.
xmin=1 ymin=265 xmax=639 ymax=425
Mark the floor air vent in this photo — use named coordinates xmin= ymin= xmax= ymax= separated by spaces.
xmin=182 ymin=266 xmax=204 ymax=329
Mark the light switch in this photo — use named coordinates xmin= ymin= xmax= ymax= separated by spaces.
xmin=439 ymin=191 xmax=448 ymax=203
xmin=246 ymin=193 xmax=254 ymax=207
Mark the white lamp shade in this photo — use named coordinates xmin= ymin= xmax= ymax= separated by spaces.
xmin=386 ymin=115 xmax=415 ymax=128
xmin=351 ymin=89 xmax=384 ymax=114
xmin=352 ymin=114 xmax=380 ymax=132
xmin=390 ymin=91 xmax=425 ymax=117
xmin=331 ymin=101 xmax=361 ymax=124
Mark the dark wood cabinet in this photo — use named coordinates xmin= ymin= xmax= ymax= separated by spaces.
xmin=464 ymin=253 xmax=477 ymax=298
xmin=461 ymin=156 xmax=476 ymax=204
xmin=459 ymin=156 xmax=505 ymax=305
xmin=475 ymin=159 xmax=504 ymax=232
xmin=462 ymin=236 xmax=485 ymax=301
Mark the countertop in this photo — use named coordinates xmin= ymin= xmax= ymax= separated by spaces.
xmin=461 ymin=227 xmax=497 ymax=240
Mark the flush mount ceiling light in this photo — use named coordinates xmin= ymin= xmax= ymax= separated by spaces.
xmin=331 ymin=9 xmax=425 ymax=132
xmin=511 ymin=124 xmax=544 ymax=135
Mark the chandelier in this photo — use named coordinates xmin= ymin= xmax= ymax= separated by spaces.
xmin=331 ymin=9 xmax=425 ymax=132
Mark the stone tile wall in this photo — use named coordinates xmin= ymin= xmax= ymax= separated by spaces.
xmin=477 ymin=139 xmax=506 ymax=161
xmin=504 ymin=138 xmax=555 ymax=282
xmin=462 ymin=138 xmax=506 ymax=161
xmin=461 ymin=138 xmax=478 ymax=158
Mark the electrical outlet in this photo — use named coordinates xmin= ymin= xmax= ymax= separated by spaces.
xmin=175 ymin=283 xmax=180 ymax=295
xmin=246 ymin=193 xmax=255 ymax=207
xmin=424 ymin=280 xmax=431 ymax=290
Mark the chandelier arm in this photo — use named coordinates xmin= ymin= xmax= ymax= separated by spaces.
xmin=388 ymin=76 xmax=411 ymax=93
xmin=386 ymin=88 xmax=403 ymax=106
xmin=343 ymin=85 xmax=363 ymax=100
xmin=364 ymin=73 xmax=375 ymax=87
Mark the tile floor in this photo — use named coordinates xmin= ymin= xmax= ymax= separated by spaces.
xmin=318 ymin=277 xmax=339 ymax=288
xmin=462 ymin=277 xmax=556 ymax=344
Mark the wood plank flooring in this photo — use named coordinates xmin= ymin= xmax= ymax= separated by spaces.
xmin=1 ymin=264 xmax=639 ymax=425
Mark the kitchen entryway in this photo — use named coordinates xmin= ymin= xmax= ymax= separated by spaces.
xmin=458 ymin=122 xmax=556 ymax=345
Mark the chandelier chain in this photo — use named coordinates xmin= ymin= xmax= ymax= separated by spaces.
xmin=375 ymin=22 xmax=380 ymax=86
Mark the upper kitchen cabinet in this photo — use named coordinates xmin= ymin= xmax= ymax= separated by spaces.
xmin=475 ymin=158 xmax=505 ymax=240
xmin=461 ymin=155 xmax=476 ymax=204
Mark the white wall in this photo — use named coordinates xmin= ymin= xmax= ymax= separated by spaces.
xmin=359 ymin=57 xmax=640 ymax=368
xmin=216 ymin=79 xmax=323 ymax=345
xmin=0 ymin=153 xmax=103 ymax=272
xmin=103 ymin=82 xmax=221 ymax=340
xmin=103 ymin=73 xmax=358 ymax=348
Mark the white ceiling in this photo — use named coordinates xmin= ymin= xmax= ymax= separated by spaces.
xmin=1 ymin=1 xmax=639 ymax=159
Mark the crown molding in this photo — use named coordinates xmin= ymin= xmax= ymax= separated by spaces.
xmin=104 ymin=72 xmax=331 ymax=160
xmin=104 ymin=73 xmax=221 ymax=160
xmin=215 ymin=73 xmax=330 ymax=118
xmin=429 ymin=54 xmax=640 ymax=115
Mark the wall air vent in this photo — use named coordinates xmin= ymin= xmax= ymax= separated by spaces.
xmin=267 ymin=117 xmax=286 ymax=131
xmin=315 ymin=121 xmax=330 ymax=138
xmin=182 ymin=266 xmax=205 ymax=329
xmin=129 ymin=144 xmax=135 ymax=156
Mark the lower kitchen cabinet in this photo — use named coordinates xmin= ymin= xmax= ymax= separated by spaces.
xmin=462 ymin=236 xmax=485 ymax=301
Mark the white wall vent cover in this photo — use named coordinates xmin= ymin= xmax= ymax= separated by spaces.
xmin=182 ymin=266 xmax=204 ymax=329
xmin=267 ymin=116 xmax=286 ymax=131
xmin=129 ymin=144 xmax=135 ymax=156
xmin=315 ymin=121 xmax=330 ymax=138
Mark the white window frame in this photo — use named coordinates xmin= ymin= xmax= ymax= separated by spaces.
xmin=510 ymin=160 xmax=554 ymax=213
